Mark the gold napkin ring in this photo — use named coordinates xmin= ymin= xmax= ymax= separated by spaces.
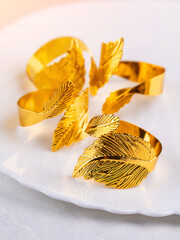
xmin=73 ymin=114 xmax=162 ymax=189
xmin=18 ymin=37 xmax=91 ymax=127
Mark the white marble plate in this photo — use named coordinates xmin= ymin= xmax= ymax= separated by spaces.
xmin=0 ymin=1 xmax=180 ymax=216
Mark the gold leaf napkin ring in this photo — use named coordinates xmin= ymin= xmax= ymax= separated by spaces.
xmin=18 ymin=36 xmax=92 ymax=127
xmin=73 ymin=114 xmax=162 ymax=189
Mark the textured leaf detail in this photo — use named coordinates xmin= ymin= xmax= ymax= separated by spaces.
xmin=34 ymin=40 xmax=85 ymax=95
xmin=85 ymin=114 xmax=120 ymax=137
xmin=73 ymin=133 xmax=155 ymax=189
xmin=89 ymin=38 xmax=124 ymax=95
xmin=43 ymin=81 xmax=75 ymax=118
xmin=51 ymin=89 xmax=89 ymax=152
xmin=102 ymin=88 xmax=134 ymax=114
xmin=100 ymin=38 xmax=124 ymax=79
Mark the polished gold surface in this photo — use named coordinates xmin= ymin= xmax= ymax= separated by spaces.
xmin=52 ymin=88 xmax=89 ymax=152
xmin=18 ymin=81 xmax=75 ymax=126
xmin=73 ymin=114 xmax=162 ymax=189
xmin=103 ymin=61 xmax=165 ymax=114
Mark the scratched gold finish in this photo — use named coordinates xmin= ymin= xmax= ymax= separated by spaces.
xmin=73 ymin=114 xmax=162 ymax=189
xmin=102 ymin=61 xmax=165 ymax=114
xmin=18 ymin=81 xmax=75 ymax=126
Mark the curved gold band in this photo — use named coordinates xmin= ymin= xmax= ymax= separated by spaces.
xmin=18 ymin=89 xmax=55 ymax=126
xmin=103 ymin=61 xmax=165 ymax=114
xmin=115 ymin=61 xmax=165 ymax=96
xmin=26 ymin=36 xmax=92 ymax=86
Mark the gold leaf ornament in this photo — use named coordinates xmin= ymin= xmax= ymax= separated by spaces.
xmin=89 ymin=38 xmax=124 ymax=95
xmin=73 ymin=115 xmax=162 ymax=189
xmin=43 ymin=81 xmax=75 ymax=119
xmin=51 ymin=88 xmax=89 ymax=152
xmin=102 ymin=87 xmax=134 ymax=114
xmin=85 ymin=114 xmax=120 ymax=137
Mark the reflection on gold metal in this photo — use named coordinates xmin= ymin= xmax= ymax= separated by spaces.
xmin=103 ymin=61 xmax=165 ymax=114
xmin=73 ymin=114 xmax=162 ymax=189
xmin=27 ymin=38 xmax=88 ymax=96
xmin=18 ymin=81 xmax=75 ymax=126
xmin=52 ymin=89 xmax=89 ymax=152
xmin=85 ymin=114 xmax=120 ymax=137
xmin=89 ymin=38 xmax=124 ymax=95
